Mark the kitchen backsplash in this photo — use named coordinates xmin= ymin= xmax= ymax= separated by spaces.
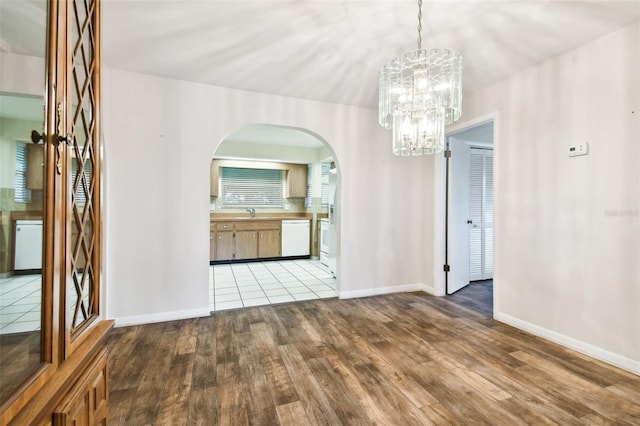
xmin=210 ymin=196 xmax=328 ymax=215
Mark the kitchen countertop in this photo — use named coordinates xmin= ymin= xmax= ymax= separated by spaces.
xmin=210 ymin=213 xmax=312 ymax=222
xmin=10 ymin=210 xmax=44 ymax=221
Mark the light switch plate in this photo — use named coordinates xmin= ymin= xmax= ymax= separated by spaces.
xmin=569 ymin=142 xmax=589 ymax=157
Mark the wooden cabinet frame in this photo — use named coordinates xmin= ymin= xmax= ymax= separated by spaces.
xmin=0 ymin=1 xmax=113 ymax=424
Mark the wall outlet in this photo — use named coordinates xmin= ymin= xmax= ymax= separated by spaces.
xmin=284 ymin=203 xmax=291 ymax=211
xmin=569 ymin=142 xmax=589 ymax=157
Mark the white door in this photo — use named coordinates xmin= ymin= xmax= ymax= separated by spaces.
xmin=448 ymin=138 xmax=471 ymax=293
xmin=469 ymin=149 xmax=494 ymax=281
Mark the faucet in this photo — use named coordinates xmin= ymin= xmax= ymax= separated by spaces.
xmin=246 ymin=208 xmax=256 ymax=218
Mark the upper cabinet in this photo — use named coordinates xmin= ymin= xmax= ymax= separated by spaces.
xmin=287 ymin=164 xmax=307 ymax=198
xmin=26 ymin=144 xmax=45 ymax=190
xmin=210 ymin=160 xmax=219 ymax=197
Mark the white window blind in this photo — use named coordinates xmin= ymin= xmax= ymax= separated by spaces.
xmin=14 ymin=142 xmax=30 ymax=203
xmin=221 ymin=167 xmax=283 ymax=207
xmin=321 ymin=163 xmax=331 ymax=206
xmin=305 ymin=164 xmax=312 ymax=208
xmin=72 ymin=160 xmax=92 ymax=206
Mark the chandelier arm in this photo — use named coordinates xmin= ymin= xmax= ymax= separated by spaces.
xmin=417 ymin=0 xmax=423 ymax=51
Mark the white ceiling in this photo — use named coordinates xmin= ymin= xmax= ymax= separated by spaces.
xmin=223 ymin=124 xmax=325 ymax=148
xmin=451 ymin=122 xmax=494 ymax=145
xmin=100 ymin=0 xmax=640 ymax=108
xmin=1 ymin=1 xmax=638 ymax=145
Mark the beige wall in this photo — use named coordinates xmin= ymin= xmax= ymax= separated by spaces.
xmin=103 ymin=69 xmax=433 ymax=322
xmin=447 ymin=22 xmax=639 ymax=371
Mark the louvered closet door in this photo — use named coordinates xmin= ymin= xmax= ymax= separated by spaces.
xmin=469 ymin=148 xmax=493 ymax=281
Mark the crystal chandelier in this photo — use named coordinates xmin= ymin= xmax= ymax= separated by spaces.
xmin=378 ymin=0 xmax=462 ymax=156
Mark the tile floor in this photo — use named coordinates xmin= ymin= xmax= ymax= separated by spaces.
xmin=0 ymin=259 xmax=337 ymax=333
xmin=0 ymin=274 xmax=42 ymax=334
xmin=210 ymin=259 xmax=337 ymax=311
xmin=0 ymin=274 xmax=90 ymax=335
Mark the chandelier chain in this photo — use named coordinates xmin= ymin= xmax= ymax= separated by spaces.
xmin=417 ymin=0 xmax=423 ymax=51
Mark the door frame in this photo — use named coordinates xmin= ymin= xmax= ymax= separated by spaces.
xmin=433 ymin=112 xmax=499 ymax=309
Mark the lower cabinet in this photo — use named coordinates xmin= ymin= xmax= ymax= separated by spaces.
xmin=215 ymin=230 xmax=234 ymax=261
xmin=53 ymin=349 xmax=108 ymax=426
xmin=209 ymin=231 xmax=216 ymax=262
xmin=211 ymin=220 xmax=282 ymax=261
xmin=258 ymin=230 xmax=280 ymax=258
xmin=6 ymin=321 xmax=113 ymax=426
xmin=235 ymin=231 xmax=258 ymax=260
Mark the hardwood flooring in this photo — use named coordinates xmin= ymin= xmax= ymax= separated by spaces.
xmin=107 ymin=282 xmax=640 ymax=425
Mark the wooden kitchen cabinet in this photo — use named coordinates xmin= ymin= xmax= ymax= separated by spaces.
xmin=287 ymin=164 xmax=307 ymax=198
xmin=258 ymin=230 xmax=280 ymax=258
xmin=211 ymin=220 xmax=282 ymax=261
xmin=26 ymin=144 xmax=44 ymax=190
xmin=235 ymin=231 xmax=258 ymax=260
xmin=215 ymin=231 xmax=234 ymax=261
xmin=210 ymin=160 xmax=219 ymax=197
xmin=209 ymin=230 xmax=216 ymax=262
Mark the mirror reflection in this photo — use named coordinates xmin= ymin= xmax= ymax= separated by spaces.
xmin=0 ymin=0 xmax=47 ymax=403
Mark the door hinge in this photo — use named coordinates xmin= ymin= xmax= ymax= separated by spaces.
xmin=443 ymin=264 xmax=450 ymax=272
xmin=444 ymin=150 xmax=452 ymax=158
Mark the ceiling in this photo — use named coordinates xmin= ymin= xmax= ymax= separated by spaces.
xmin=451 ymin=122 xmax=494 ymax=145
xmin=1 ymin=1 xmax=638 ymax=142
xmin=223 ymin=124 xmax=325 ymax=148
xmin=99 ymin=0 xmax=639 ymax=108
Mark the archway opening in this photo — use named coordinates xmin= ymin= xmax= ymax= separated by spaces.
xmin=208 ymin=123 xmax=340 ymax=312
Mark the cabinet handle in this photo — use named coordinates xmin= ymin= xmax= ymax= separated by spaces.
xmin=253 ymin=234 xmax=256 ymax=238
xmin=218 ymin=235 xmax=222 ymax=239
xmin=210 ymin=235 xmax=213 ymax=240
xmin=223 ymin=225 xmax=228 ymax=229
xmin=55 ymin=103 xmax=71 ymax=175
xmin=30 ymin=130 xmax=44 ymax=144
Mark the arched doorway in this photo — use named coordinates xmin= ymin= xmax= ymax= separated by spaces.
xmin=208 ymin=124 xmax=340 ymax=311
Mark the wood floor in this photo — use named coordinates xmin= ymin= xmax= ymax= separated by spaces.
xmin=107 ymin=282 xmax=640 ymax=425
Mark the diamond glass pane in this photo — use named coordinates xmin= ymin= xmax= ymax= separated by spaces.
xmin=68 ymin=0 xmax=97 ymax=334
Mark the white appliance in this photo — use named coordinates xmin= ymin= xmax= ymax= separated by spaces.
xmin=319 ymin=219 xmax=329 ymax=266
xmin=281 ymin=219 xmax=310 ymax=257
xmin=327 ymin=176 xmax=337 ymax=277
xmin=14 ymin=220 xmax=43 ymax=271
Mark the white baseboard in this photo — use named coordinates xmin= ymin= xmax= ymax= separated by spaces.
xmin=113 ymin=307 xmax=211 ymax=328
xmin=495 ymin=312 xmax=640 ymax=376
xmin=339 ymin=282 xmax=434 ymax=300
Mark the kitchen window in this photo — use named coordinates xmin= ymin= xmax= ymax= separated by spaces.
xmin=221 ymin=167 xmax=283 ymax=207
xmin=14 ymin=142 xmax=30 ymax=203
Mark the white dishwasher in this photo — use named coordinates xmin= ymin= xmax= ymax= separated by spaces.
xmin=14 ymin=220 xmax=43 ymax=270
xmin=281 ymin=220 xmax=310 ymax=257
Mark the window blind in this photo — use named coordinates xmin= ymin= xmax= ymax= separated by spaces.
xmin=14 ymin=143 xmax=30 ymax=203
xmin=221 ymin=167 xmax=283 ymax=207
xmin=321 ymin=163 xmax=331 ymax=206
xmin=305 ymin=164 xmax=312 ymax=208
xmin=72 ymin=160 xmax=92 ymax=206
